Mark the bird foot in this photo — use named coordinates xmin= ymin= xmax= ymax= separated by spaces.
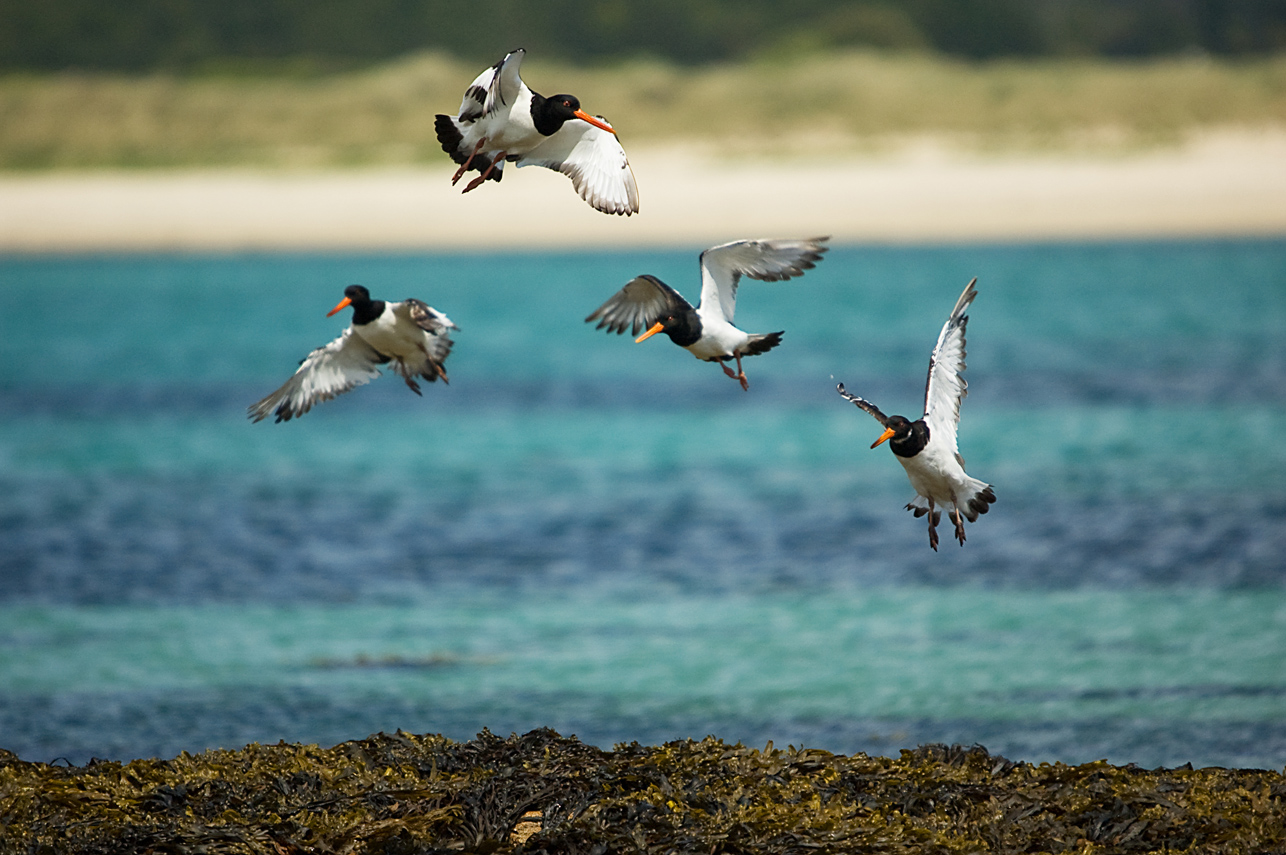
xmin=737 ymin=371 xmax=749 ymax=391
xmin=928 ymin=526 xmax=939 ymax=551
xmin=461 ymin=173 xmax=487 ymax=194
xmin=953 ymin=508 xmax=967 ymax=546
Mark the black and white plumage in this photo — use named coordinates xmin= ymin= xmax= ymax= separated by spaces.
xmin=586 ymin=237 xmax=829 ymax=390
xmin=248 ymin=285 xmax=457 ymax=424
xmin=837 ymin=278 xmax=995 ymax=550
xmin=434 ymin=48 xmax=639 ymax=216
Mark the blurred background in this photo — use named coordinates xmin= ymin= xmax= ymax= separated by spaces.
xmin=1 ymin=1 xmax=1284 ymax=771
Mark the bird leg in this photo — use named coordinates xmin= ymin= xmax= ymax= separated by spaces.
xmin=952 ymin=505 xmax=968 ymax=546
xmin=926 ymin=497 xmax=939 ymax=552
xmin=452 ymin=138 xmax=487 ymax=185
xmin=733 ymin=353 xmax=749 ymax=391
xmin=462 ymin=151 xmax=506 ymax=193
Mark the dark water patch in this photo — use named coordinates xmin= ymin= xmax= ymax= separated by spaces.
xmin=2 ymin=471 xmax=1284 ymax=605
xmin=3 ymin=686 xmax=1283 ymax=771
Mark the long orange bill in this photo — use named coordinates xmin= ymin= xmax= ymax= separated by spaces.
xmin=574 ymin=110 xmax=616 ymax=135
xmin=326 ymin=296 xmax=352 ymax=317
xmin=635 ymin=321 xmax=665 ymax=343
xmin=871 ymin=426 xmax=897 ymax=449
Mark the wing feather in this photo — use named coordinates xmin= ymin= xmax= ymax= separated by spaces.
xmin=585 ymin=274 xmax=692 ymax=336
xmin=922 ymin=278 xmax=978 ymax=464
xmin=248 ymin=329 xmax=385 ymax=423
xmin=698 ymin=237 xmax=829 ymax=323
xmin=836 ymin=382 xmax=891 ymax=427
xmin=516 ymin=116 xmax=639 ymax=215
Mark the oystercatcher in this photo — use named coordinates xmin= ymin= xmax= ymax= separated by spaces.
xmin=836 ymin=278 xmax=995 ymax=550
xmin=435 ymin=49 xmax=639 ymax=216
xmin=248 ymin=285 xmax=457 ymax=423
xmin=586 ymin=237 xmax=829 ymax=390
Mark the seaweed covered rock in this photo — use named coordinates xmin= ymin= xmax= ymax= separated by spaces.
xmin=1 ymin=731 xmax=1283 ymax=854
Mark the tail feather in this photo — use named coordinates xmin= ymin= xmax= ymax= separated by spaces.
xmin=434 ymin=114 xmax=503 ymax=183
xmin=906 ymin=481 xmax=995 ymax=524
xmin=741 ymin=330 xmax=784 ymax=357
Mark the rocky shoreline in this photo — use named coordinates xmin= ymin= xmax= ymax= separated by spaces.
xmin=2 ymin=728 xmax=1283 ymax=853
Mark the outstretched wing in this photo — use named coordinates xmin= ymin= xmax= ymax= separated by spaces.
xmin=585 ymin=274 xmax=692 ymax=336
xmin=697 ymin=236 xmax=829 ymax=323
xmin=837 ymin=382 xmax=891 ymax=428
xmin=517 ymin=116 xmax=639 ymax=215
xmin=247 ymin=329 xmax=386 ymax=423
xmin=922 ymin=278 xmax=978 ymax=464
xmin=458 ymin=49 xmax=526 ymax=121
xmin=402 ymin=299 xmax=458 ymax=375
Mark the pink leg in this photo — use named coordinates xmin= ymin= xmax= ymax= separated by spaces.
xmin=927 ymin=497 xmax=939 ymax=552
xmin=733 ymin=353 xmax=749 ymax=391
xmin=452 ymin=138 xmax=486 ymax=185
xmin=463 ymin=151 xmax=506 ymax=193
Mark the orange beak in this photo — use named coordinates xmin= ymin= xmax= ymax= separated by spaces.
xmin=635 ymin=321 xmax=665 ymax=343
xmin=871 ymin=426 xmax=897 ymax=449
xmin=574 ymin=109 xmax=617 ymax=135
xmin=327 ymin=296 xmax=352 ymax=317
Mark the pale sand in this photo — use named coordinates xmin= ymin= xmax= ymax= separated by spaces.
xmin=1 ymin=131 xmax=1283 ymax=251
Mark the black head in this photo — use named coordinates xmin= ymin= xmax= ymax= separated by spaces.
xmin=532 ymin=93 xmax=617 ymax=137
xmin=549 ymin=94 xmax=583 ymax=114
xmin=871 ymin=415 xmax=929 ymax=458
xmin=327 ymin=284 xmax=381 ymax=321
xmin=635 ymin=307 xmax=702 ymax=348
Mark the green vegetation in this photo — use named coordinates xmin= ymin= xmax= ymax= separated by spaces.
xmin=2 ymin=50 xmax=1285 ymax=171
xmin=2 ymin=729 xmax=1283 ymax=854
xmin=3 ymin=0 xmax=1285 ymax=72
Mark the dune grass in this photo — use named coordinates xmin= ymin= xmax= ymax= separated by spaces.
xmin=1 ymin=50 xmax=1284 ymax=170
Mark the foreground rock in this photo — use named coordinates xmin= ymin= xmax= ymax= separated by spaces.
xmin=2 ymin=729 xmax=1283 ymax=853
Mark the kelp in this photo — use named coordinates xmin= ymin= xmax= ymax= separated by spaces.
xmin=1 ymin=729 xmax=1283 ymax=854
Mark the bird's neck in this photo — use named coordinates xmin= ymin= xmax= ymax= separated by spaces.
xmin=528 ymin=91 xmax=567 ymax=137
xmin=890 ymin=421 xmax=930 ymax=458
xmin=350 ymin=299 xmax=386 ymax=326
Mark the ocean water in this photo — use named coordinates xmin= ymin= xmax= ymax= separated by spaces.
xmin=1 ymin=239 xmax=1284 ymax=770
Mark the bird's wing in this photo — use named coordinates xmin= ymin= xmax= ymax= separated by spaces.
xmin=697 ymin=236 xmax=829 ymax=323
xmin=516 ymin=116 xmax=639 ymax=215
xmin=837 ymin=382 xmax=891 ymax=428
xmin=247 ymin=329 xmax=386 ymax=423
xmin=585 ymin=274 xmax=692 ymax=336
xmin=401 ymin=299 xmax=458 ymax=367
xmin=458 ymin=49 xmax=525 ymax=121
xmin=922 ymin=278 xmax=978 ymax=464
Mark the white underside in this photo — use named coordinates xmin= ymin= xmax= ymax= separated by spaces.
xmin=897 ymin=439 xmax=989 ymax=513
xmin=684 ymin=311 xmax=750 ymax=361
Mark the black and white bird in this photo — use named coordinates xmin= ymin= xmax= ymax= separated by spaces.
xmin=435 ymin=48 xmax=639 ymax=216
xmin=586 ymin=237 xmax=829 ymax=390
xmin=248 ymin=285 xmax=457 ymax=424
xmin=837 ymin=278 xmax=995 ymax=550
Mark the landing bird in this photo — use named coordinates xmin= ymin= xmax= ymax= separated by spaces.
xmin=249 ymin=285 xmax=457 ymax=423
xmin=435 ymin=48 xmax=639 ymax=216
xmin=586 ymin=237 xmax=829 ymax=390
xmin=837 ymin=278 xmax=995 ymax=550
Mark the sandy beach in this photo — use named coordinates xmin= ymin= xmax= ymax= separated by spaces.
xmin=1 ymin=130 xmax=1283 ymax=251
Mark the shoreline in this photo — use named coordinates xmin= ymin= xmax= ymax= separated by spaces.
xmin=1 ymin=131 xmax=1284 ymax=252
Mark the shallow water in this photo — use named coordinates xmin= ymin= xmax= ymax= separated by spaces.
xmin=1 ymin=239 xmax=1284 ymax=769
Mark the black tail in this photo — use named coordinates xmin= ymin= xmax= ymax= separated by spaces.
xmin=742 ymin=331 xmax=784 ymax=357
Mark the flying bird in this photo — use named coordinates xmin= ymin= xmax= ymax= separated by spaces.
xmin=249 ymin=285 xmax=457 ymax=423
xmin=586 ymin=237 xmax=829 ymax=390
xmin=435 ymin=48 xmax=639 ymax=216
xmin=837 ymin=278 xmax=995 ymax=550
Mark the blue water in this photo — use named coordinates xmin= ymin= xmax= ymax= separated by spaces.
xmin=1 ymin=240 xmax=1284 ymax=770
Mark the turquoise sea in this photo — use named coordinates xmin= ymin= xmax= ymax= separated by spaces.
xmin=1 ymin=239 xmax=1284 ymax=770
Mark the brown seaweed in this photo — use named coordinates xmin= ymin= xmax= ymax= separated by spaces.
xmin=2 ymin=730 xmax=1283 ymax=854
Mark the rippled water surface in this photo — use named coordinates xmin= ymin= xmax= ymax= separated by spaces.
xmin=1 ymin=240 xmax=1283 ymax=769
